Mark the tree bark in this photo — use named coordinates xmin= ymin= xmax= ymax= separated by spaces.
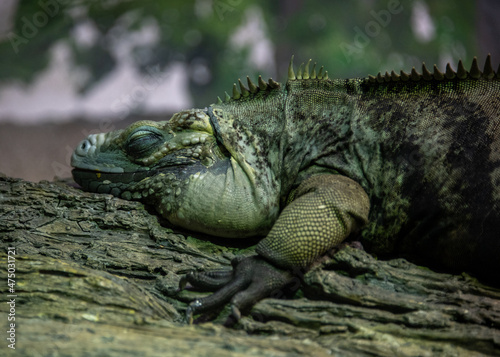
xmin=1 ymin=174 xmax=499 ymax=356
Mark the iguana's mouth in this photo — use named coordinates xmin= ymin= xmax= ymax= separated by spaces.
xmin=71 ymin=168 xmax=154 ymax=195
xmin=72 ymin=168 xmax=150 ymax=183
xmin=71 ymin=158 xmax=197 ymax=196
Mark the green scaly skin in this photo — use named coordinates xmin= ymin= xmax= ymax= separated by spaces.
xmin=71 ymin=56 xmax=500 ymax=323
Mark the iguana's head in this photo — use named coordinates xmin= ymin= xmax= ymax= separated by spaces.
xmin=71 ymin=76 xmax=286 ymax=237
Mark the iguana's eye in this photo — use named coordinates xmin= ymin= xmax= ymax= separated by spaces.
xmin=125 ymin=128 xmax=163 ymax=157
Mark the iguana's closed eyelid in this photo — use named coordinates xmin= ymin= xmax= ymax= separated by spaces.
xmin=128 ymin=125 xmax=164 ymax=138
xmin=124 ymin=127 xmax=165 ymax=157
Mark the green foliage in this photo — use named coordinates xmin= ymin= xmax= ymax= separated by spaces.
xmin=0 ymin=0 xmax=479 ymax=107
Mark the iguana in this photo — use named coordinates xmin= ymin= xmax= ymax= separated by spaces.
xmin=71 ymin=55 xmax=500 ymax=323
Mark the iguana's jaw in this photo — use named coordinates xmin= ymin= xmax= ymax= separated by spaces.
xmin=71 ymin=109 xmax=278 ymax=237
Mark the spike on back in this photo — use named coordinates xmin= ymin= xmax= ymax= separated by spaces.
xmin=288 ymin=55 xmax=296 ymax=80
xmin=218 ymin=55 xmax=498 ymax=104
xmin=422 ymin=63 xmax=433 ymax=80
xmin=218 ymin=56 xmax=332 ymax=104
xmin=247 ymin=76 xmax=258 ymax=93
xmin=469 ymin=57 xmax=481 ymax=79
xmin=483 ymin=54 xmax=494 ymax=79
xmin=222 ymin=75 xmax=280 ymax=102
xmin=366 ymin=55 xmax=498 ymax=85
xmin=445 ymin=63 xmax=455 ymax=79
xmin=288 ymin=56 xmax=329 ymax=81
xmin=258 ymin=75 xmax=267 ymax=90
xmin=217 ymin=76 xmax=280 ymax=104
xmin=223 ymin=75 xmax=280 ymax=102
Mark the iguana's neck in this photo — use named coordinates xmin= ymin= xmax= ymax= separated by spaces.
xmin=281 ymin=79 xmax=377 ymax=193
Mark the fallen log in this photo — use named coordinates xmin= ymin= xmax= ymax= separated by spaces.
xmin=1 ymin=174 xmax=499 ymax=356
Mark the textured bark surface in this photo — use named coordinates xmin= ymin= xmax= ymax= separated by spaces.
xmin=1 ymin=174 xmax=499 ymax=356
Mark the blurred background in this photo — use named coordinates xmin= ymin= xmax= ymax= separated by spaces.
xmin=0 ymin=0 xmax=498 ymax=182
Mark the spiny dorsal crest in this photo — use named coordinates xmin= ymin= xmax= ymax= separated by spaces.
xmin=217 ymin=75 xmax=281 ymax=104
xmin=217 ymin=55 xmax=330 ymax=104
xmin=287 ymin=55 xmax=329 ymax=81
xmin=367 ymin=54 xmax=499 ymax=84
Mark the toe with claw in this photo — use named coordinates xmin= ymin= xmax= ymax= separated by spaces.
xmin=179 ymin=255 xmax=296 ymax=324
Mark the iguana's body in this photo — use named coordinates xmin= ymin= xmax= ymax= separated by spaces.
xmin=72 ymin=56 xmax=500 ymax=321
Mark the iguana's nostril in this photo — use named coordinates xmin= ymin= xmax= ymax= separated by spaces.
xmin=76 ymin=139 xmax=92 ymax=156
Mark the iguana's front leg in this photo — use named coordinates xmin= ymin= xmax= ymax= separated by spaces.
xmin=180 ymin=174 xmax=370 ymax=323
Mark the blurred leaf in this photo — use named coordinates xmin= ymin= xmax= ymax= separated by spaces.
xmin=0 ymin=0 xmax=480 ymax=108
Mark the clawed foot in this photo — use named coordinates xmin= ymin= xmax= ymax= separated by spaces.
xmin=179 ymin=255 xmax=296 ymax=325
